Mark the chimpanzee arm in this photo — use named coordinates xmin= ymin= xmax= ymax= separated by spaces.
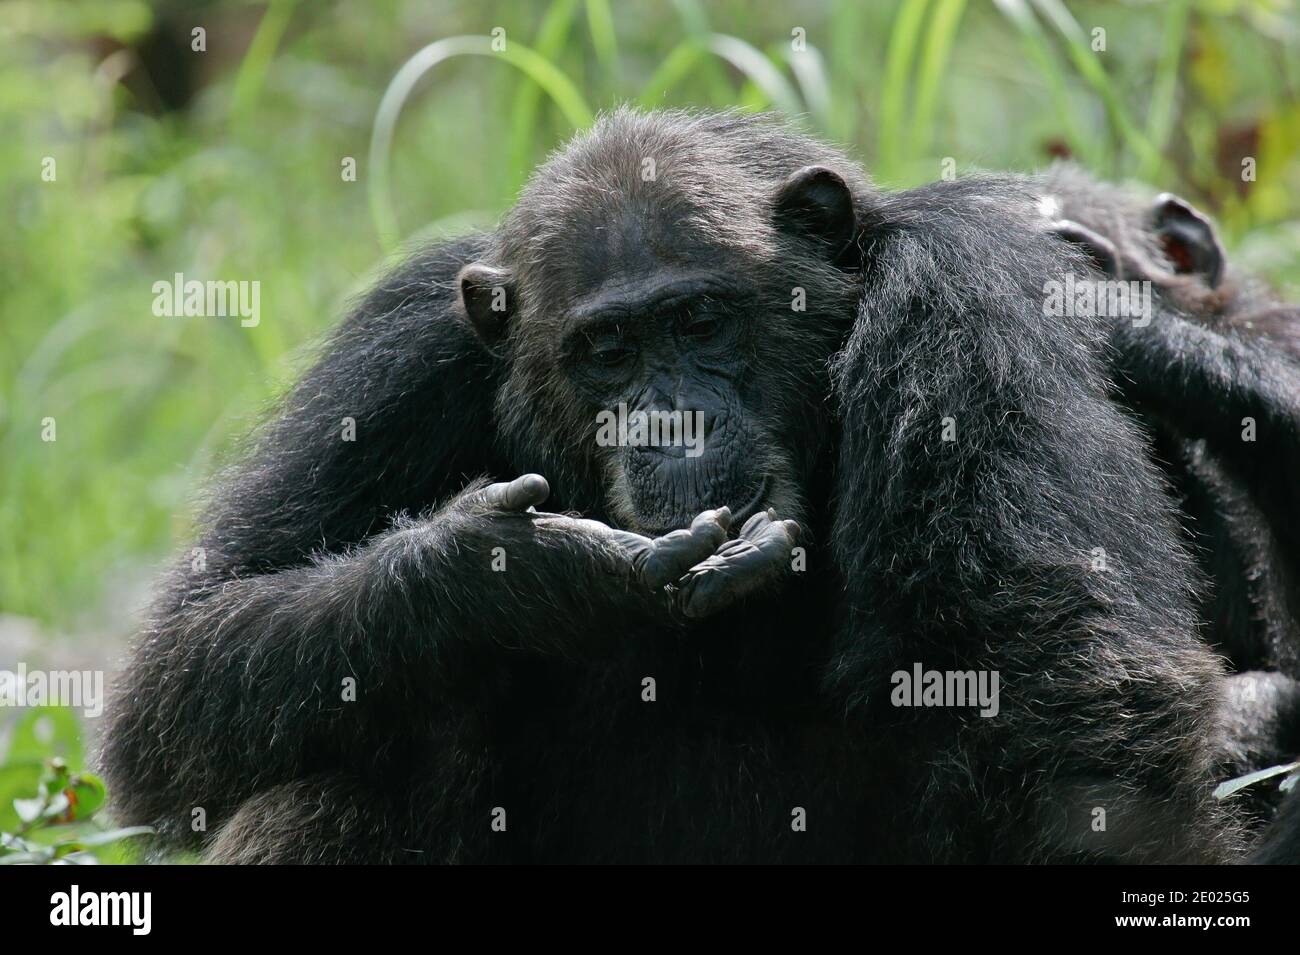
xmin=101 ymin=236 xmax=489 ymax=844
xmin=100 ymin=237 xmax=731 ymax=849
xmin=104 ymin=474 xmax=729 ymax=847
xmin=826 ymin=178 xmax=1238 ymax=862
xmin=1109 ymin=311 xmax=1300 ymax=545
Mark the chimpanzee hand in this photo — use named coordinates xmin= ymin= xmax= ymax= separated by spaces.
xmin=672 ymin=509 xmax=801 ymax=619
xmin=465 ymin=474 xmax=798 ymax=620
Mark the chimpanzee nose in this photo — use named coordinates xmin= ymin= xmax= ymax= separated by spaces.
xmin=635 ymin=384 xmax=718 ymax=453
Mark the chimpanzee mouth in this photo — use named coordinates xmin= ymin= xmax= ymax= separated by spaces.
xmin=620 ymin=467 xmax=771 ymax=537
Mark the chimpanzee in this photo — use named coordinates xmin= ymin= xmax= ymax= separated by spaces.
xmin=1038 ymin=166 xmax=1300 ymax=831
xmin=1038 ymin=166 xmax=1300 ymax=672
xmin=104 ymin=109 xmax=1255 ymax=863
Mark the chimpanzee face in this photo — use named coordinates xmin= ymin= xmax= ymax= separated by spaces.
xmin=560 ymin=266 xmax=789 ymax=533
xmin=457 ymin=118 xmax=865 ymax=534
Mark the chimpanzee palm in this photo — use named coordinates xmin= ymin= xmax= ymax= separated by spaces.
xmin=104 ymin=109 xmax=1249 ymax=863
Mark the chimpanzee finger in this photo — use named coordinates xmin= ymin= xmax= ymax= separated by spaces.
xmin=737 ymin=507 xmax=776 ymax=540
xmin=477 ymin=473 xmax=551 ymax=512
xmin=677 ymin=518 xmax=799 ymax=619
xmin=638 ymin=507 xmax=733 ymax=589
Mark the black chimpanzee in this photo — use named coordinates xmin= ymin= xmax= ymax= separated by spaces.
xmin=1040 ymin=167 xmax=1300 ymax=673
xmin=105 ymin=109 xmax=1262 ymax=863
xmin=1038 ymin=166 xmax=1300 ymax=832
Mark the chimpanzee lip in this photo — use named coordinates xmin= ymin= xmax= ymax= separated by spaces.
xmin=629 ymin=475 xmax=770 ymax=538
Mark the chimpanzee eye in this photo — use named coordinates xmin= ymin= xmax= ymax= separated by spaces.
xmin=586 ymin=329 xmax=633 ymax=367
xmin=591 ymin=344 xmax=633 ymax=366
xmin=680 ymin=306 xmax=724 ymax=340
xmin=683 ymin=316 xmax=720 ymax=339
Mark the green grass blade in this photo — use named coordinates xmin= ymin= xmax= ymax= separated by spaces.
xmin=638 ymin=39 xmax=706 ymax=107
xmin=1139 ymin=0 xmax=1189 ymax=182
xmin=1214 ymin=761 xmax=1300 ymax=800
xmin=509 ymin=0 xmax=582 ymax=189
xmin=228 ymin=0 xmax=298 ymax=130
xmin=782 ymin=41 xmax=833 ymax=133
xmin=827 ymin=0 xmax=871 ymax=143
xmin=585 ymin=0 xmax=621 ymax=87
xmin=1031 ymin=0 xmax=1161 ymax=174
xmin=705 ymin=34 xmax=803 ymax=116
xmin=369 ymin=36 xmax=593 ymax=249
xmin=909 ymin=0 xmax=967 ymax=160
xmin=671 ymin=0 xmax=736 ymax=102
xmin=993 ymin=0 xmax=1102 ymax=170
xmin=879 ymin=0 xmax=930 ymax=182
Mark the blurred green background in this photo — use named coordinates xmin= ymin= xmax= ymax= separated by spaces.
xmin=2 ymin=0 xmax=1299 ymax=650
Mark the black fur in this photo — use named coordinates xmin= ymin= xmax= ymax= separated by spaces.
xmin=1038 ymin=166 xmax=1300 ymax=676
xmin=1039 ymin=168 xmax=1300 ymax=849
xmin=104 ymin=110 xmax=1251 ymax=863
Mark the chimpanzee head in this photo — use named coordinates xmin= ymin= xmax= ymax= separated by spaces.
xmin=1038 ymin=164 xmax=1226 ymax=293
xmin=1040 ymin=166 xmax=1300 ymax=357
xmin=457 ymin=109 xmax=873 ymax=535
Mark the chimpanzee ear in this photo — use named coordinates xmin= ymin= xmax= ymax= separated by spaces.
xmin=1051 ymin=219 xmax=1123 ymax=279
xmin=457 ymin=263 xmax=514 ymax=347
xmin=773 ymin=165 xmax=858 ymax=265
xmin=1151 ymin=193 xmax=1224 ymax=288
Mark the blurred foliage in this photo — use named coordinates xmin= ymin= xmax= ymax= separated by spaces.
xmin=0 ymin=0 xmax=1298 ymax=632
xmin=0 ymin=708 xmax=152 ymax=863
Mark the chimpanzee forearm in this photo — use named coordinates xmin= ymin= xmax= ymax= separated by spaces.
xmin=101 ymin=489 xmax=673 ymax=845
xmin=1110 ymin=314 xmax=1300 ymax=543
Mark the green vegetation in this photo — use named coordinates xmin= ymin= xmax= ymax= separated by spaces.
xmin=0 ymin=0 xmax=1297 ymax=855
xmin=1 ymin=707 xmax=151 ymax=863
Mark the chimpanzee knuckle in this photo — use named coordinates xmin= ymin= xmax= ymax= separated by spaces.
xmin=639 ymin=532 xmax=701 ymax=588
xmin=738 ymin=510 xmax=773 ymax=539
xmin=505 ymin=474 xmax=550 ymax=510
xmin=712 ymin=538 xmax=757 ymax=562
xmin=692 ymin=517 xmax=728 ymax=552
xmin=681 ymin=564 xmax=756 ymax=619
xmin=677 ymin=575 xmax=720 ymax=619
xmin=690 ymin=507 xmax=733 ymax=536
xmin=454 ymin=480 xmax=503 ymax=513
xmin=465 ymin=473 xmax=549 ymax=513
xmin=760 ymin=520 xmax=798 ymax=551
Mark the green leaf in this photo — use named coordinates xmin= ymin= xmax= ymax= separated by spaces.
xmin=39 ymin=792 xmax=71 ymax=822
xmin=39 ymin=757 xmax=70 ymax=796
xmin=0 ymin=831 xmax=38 ymax=854
xmin=63 ymin=826 xmax=155 ymax=849
xmin=0 ymin=849 xmax=55 ymax=865
xmin=0 ymin=762 xmax=44 ymax=832
xmin=64 ymin=773 xmax=107 ymax=820
xmin=1214 ymin=760 xmax=1300 ymax=799
xmin=14 ymin=797 xmax=45 ymax=824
